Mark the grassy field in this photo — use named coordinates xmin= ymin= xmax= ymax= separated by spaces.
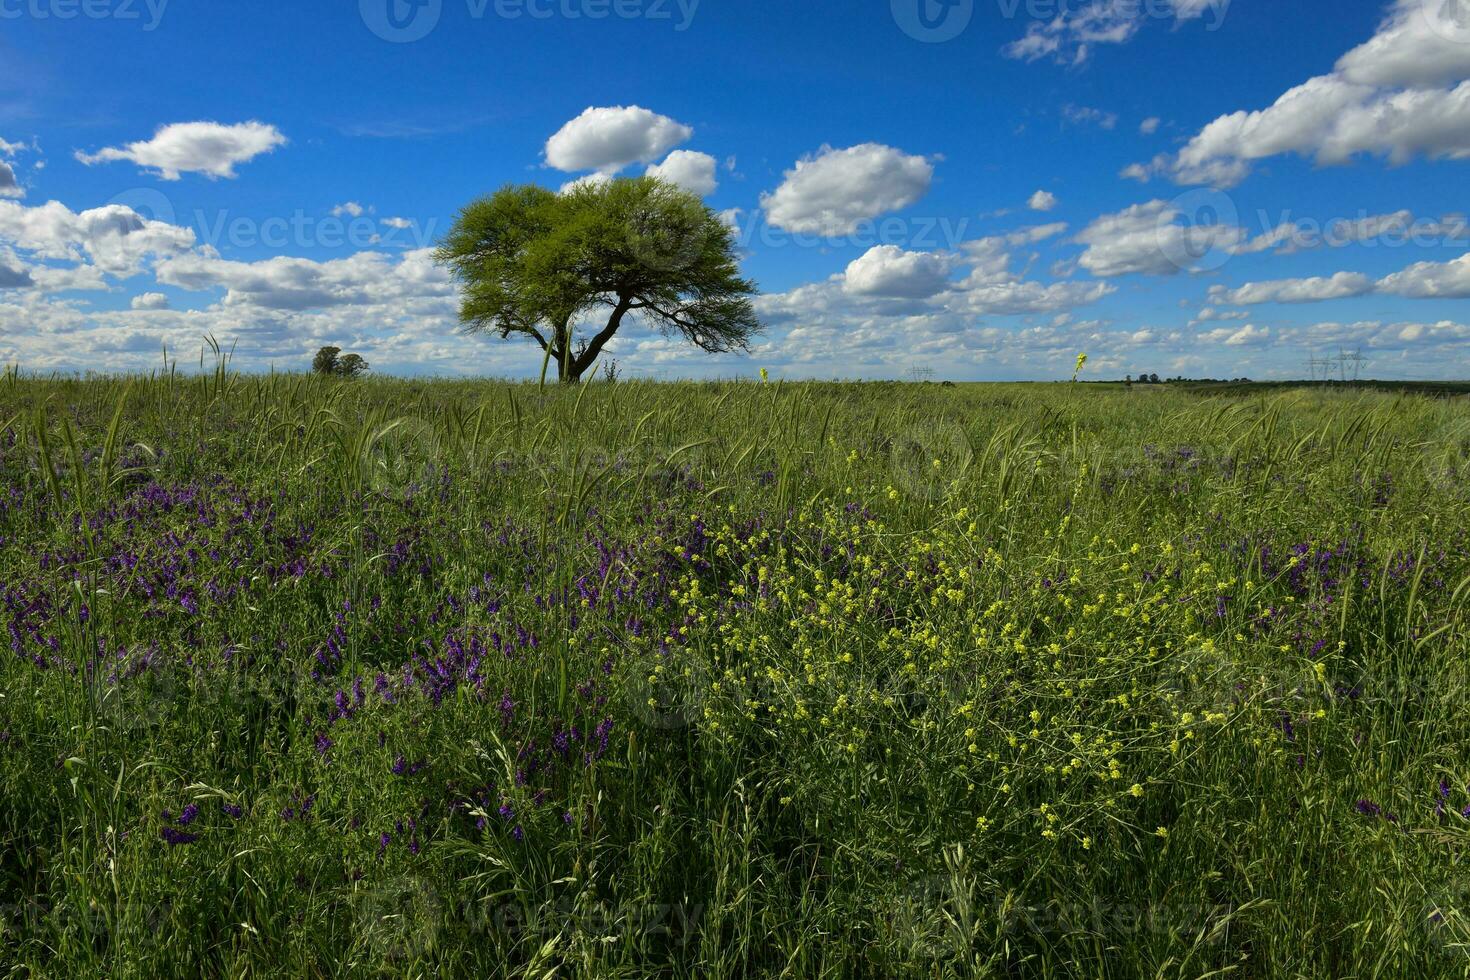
xmin=1175 ymin=380 xmax=1470 ymax=399
xmin=2 ymin=371 xmax=1469 ymax=978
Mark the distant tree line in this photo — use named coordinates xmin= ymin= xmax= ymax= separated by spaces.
xmin=1125 ymin=374 xmax=1252 ymax=385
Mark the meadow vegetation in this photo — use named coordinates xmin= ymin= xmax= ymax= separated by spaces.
xmin=1 ymin=369 xmax=1469 ymax=977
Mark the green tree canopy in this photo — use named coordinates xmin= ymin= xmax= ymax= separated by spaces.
xmin=436 ymin=176 xmax=760 ymax=383
xmin=312 ymin=346 xmax=341 ymax=375
xmin=312 ymin=345 xmax=369 ymax=378
xmin=335 ymin=353 xmax=369 ymax=378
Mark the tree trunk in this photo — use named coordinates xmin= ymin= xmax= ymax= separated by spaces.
xmin=547 ymin=318 xmax=574 ymax=384
xmin=566 ymin=297 xmax=632 ymax=383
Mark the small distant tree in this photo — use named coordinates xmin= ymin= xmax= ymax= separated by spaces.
xmin=436 ymin=176 xmax=760 ymax=384
xmin=336 ymin=353 xmax=370 ymax=378
xmin=312 ymin=345 xmax=369 ymax=378
xmin=313 ymin=346 xmax=342 ymax=375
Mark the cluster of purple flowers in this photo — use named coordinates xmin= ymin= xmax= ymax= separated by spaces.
xmin=159 ymin=803 xmax=202 ymax=845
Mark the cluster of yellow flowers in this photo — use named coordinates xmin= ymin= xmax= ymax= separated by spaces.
xmin=619 ymin=492 xmax=1257 ymax=857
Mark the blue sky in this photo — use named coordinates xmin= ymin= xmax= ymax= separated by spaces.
xmin=2 ymin=0 xmax=1469 ymax=379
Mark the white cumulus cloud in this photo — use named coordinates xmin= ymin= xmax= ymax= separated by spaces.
xmin=76 ymin=121 xmax=287 ymax=180
xmin=843 ymin=245 xmax=953 ymax=299
xmin=544 ymin=106 xmax=693 ymax=174
xmin=1204 ymin=251 xmax=1470 ymax=306
xmin=1377 ymin=250 xmax=1470 ymax=297
xmin=131 ymin=291 xmax=170 ymax=310
xmin=1137 ymin=1 xmax=1470 ymax=186
xmin=1208 ymin=272 xmax=1376 ymax=306
xmin=155 ymin=248 xmax=452 ymax=312
xmin=0 ymin=199 xmax=195 ymax=277
xmin=760 ymin=143 xmax=933 ymax=236
xmin=645 ymin=150 xmax=719 ymax=196
xmin=1200 ymin=323 xmax=1271 ymax=346
xmin=1074 ymin=199 xmax=1247 ymax=277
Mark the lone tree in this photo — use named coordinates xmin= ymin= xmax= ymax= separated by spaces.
xmin=436 ymin=176 xmax=759 ymax=384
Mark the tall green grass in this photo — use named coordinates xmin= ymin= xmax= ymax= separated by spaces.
xmin=0 ymin=372 xmax=1468 ymax=977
